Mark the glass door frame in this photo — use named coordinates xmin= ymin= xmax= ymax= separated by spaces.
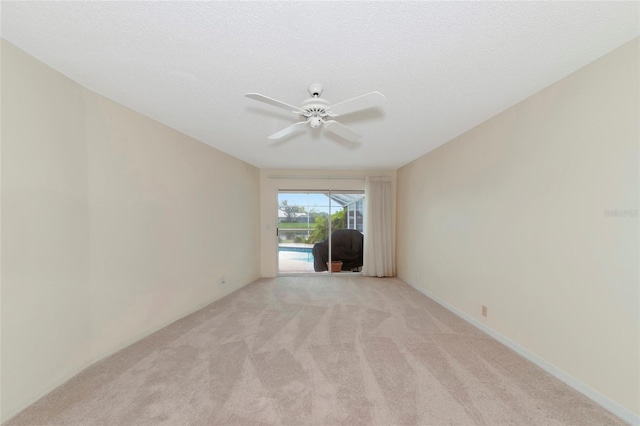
xmin=276 ymin=189 xmax=364 ymax=276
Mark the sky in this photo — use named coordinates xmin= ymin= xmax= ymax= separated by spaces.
xmin=278 ymin=192 xmax=332 ymax=213
xmin=278 ymin=191 xmax=365 ymax=215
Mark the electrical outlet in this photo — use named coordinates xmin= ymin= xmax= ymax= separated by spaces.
xmin=220 ymin=276 xmax=226 ymax=286
xmin=482 ymin=305 xmax=487 ymax=317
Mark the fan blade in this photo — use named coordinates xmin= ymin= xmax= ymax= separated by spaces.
xmin=323 ymin=120 xmax=362 ymax=141
xmin=246 ymin=93 xmax=304 ymax=114
xmin=328 ymin=91 xmax=385 ymax=116
xmin=268 ymin=121 xmax=309 ymax=139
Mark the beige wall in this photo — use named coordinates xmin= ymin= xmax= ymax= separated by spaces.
xmin=1 ymin=40 xmax=260 ymax=420
xmin=1 ymin=40 xmax=92 ymax=422
xmin=260 ymin=169 xmax=395 ymax=277
xmin=397 ymin=38 xmax=639 ymax=418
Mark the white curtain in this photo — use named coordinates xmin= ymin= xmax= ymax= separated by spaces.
xmin=363 ymin=177 xmax=395 ymax=277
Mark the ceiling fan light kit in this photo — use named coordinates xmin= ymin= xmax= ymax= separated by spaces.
xmin=246 ymin=83 xmax=385 ymax=141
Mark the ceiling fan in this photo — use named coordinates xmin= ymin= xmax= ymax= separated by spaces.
xmin=245 ymin=83 xmax=385 ymax=141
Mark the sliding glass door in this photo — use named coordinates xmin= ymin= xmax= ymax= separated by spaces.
xmin=277 ymin=190 xmax=364 ymax=275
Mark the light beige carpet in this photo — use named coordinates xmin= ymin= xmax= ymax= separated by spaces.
xmin=5 ymin=276 xmax=624 ymax=425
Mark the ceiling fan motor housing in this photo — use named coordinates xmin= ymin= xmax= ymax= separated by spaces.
xmin=301 ymin=97 xmax=331 ymax=127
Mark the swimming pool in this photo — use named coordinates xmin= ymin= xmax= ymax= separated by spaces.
xmin=279 ymin=246 xmax=314 ymax=263
xmin=278 ymin=246 xmax=313 ymax=253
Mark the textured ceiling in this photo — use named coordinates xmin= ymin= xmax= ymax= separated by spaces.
xmin=1 ymin=1 xmax=638 ymax=170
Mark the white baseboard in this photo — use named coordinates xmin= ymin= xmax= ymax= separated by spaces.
xmin=403 ymin=279 xmax=640 ymax=426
